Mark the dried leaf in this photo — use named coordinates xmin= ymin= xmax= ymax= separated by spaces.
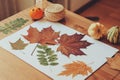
xmin=23 ymin=26 xmax=40 ymax=43
xmin=37 ymin=45 xmax=58 ymax=66
xmin=23 ymin=26 xmax=59 ymax=45
xmin=57 ymin=33 xmax=91 ymax=56
xmin=107 ymin=53 xmax=120 ymax=70
xmin=58 ymin=61 xmax=92 ymax=77
xmin=10 ymin=38 xmax=28 ymax=50
xmin=39 ymin=27 xmax=60 ymax=45
xmin=0 ymin=18 xmax=28 ymax=34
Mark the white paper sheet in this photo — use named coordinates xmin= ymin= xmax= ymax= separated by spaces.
xmin=0 ymin=21 xmax=118 ymax=80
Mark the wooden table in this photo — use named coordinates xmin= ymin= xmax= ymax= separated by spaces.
xmin=0 ymin=2 xmax=120 ymax=80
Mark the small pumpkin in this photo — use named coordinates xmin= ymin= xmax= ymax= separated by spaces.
xmin=107 ymin=26 xmax=120 ymax=44
xmin=88 ymin=22 xmax=105 ymax=39
xmin=30 ymin=7 xmax=43 ymax=20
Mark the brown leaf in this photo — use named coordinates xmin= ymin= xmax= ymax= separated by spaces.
xmin=39 ymin=27 xmax=60 ymax=45
xmin=107 ymin=53 xmax=120 ymax=70
xmin=23 ymin=26 xmax=40 ymax=43
xmin=23 ymin=26 xmax=59 ymax=45
xmin=58 ymin=61 xmax=92 ymax=77
xmin=57 ymin=33 xmax=91 ymax=56
xmin=10 ymin=38 xmax=28 ymax=50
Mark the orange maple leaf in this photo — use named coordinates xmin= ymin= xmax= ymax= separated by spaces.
xmin=23 ymin=26 xmax=40 ymax=43
xmin=39 ymin=27 xmax=60 ymax=45
xmin=58 ymin=61 xmax=92 ymax=78
xmin=57 ymin=33 xmax=91 ymax=56
xmin=23 ymin=26 xmax=59 ymax=45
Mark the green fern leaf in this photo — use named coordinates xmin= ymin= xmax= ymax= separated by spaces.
xmin=37 ymin=45 xmax=58 ymax=66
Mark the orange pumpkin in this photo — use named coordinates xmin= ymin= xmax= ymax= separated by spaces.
xmin=30 ymin=7 xmax=43 ymax=20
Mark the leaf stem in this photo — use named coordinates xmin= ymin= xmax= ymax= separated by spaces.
xmin=31 ymin=43 xmax=39 ymax=56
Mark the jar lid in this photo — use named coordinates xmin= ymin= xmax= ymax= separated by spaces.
xmin=45 ymin=4 xmax=64 ymax=13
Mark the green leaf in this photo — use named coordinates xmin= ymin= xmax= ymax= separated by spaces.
xmin=37 ymin=54 xmax=46 ymax=57
xmin=46 ymin=48 xmax=51 ymax=52
xmin=50 ymin=62 xmax=58 ymax=66
xmin=48 ymin=54 xmax=58 ymax=62
xmin=37 ymin=45 xmax=43 ymax=49
xmin=48 ymin=57 xmax=58 ymax=62
xmin=37 ymin=50 xmax=46 ymax=54
xmin=3 ymin=29 xmax=9 ymax=34
xmin=37 ymin=45 xmax=47 ymax=49
xmin=49 ymin=54 xmax=57 ymax=58
xmin=38 ymin=57 xmax=48 ymax=66
xmin=0 ymin=26 xmax=6 ymax=31
xmin=37 ymin=45 xmax=58 ymax=66
xmin=0 ymin=18 xmax=28 ymax=34
xmin=9 ymin=38 xmax=28 ymax=50
xmin=40 ymin=61 xmax=49 ymax=66
xmin=38 ymin=57 xmax=47 ymax=62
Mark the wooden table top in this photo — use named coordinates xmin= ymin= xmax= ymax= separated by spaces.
xmin=0 ymin=2 xmax=119 ymax=80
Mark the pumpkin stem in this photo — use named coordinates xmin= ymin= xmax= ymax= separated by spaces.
xmin=97 ymin=29 xmax=100 ymax=33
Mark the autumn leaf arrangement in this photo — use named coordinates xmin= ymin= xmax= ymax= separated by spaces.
xmin=9 ymin=25 xmax=92 ymax=77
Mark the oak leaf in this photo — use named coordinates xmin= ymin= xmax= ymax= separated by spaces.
xmin=57 ymin=33 xmax=91 ymax=56
xmin=58 ymin=61 xmax=92 ymax=77
xmin=10 ymin=38 xmax=28 ymax=50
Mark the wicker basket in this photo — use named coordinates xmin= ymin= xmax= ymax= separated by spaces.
xmin=44 ymin=4 xmax=65 ymax=21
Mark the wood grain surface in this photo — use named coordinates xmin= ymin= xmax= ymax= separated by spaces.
xmin=0 ymin=2 xmax=119 ymax=80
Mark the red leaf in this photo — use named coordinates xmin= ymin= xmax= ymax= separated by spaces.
xmin=57 ymin=33 xmax=91 ymax=56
